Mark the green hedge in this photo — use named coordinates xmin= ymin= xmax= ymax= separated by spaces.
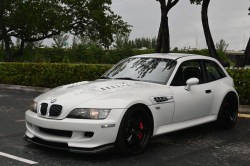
xmin=226 ymin=68 xmax=250 ymax=105
xmin=0 ymin=47 xmax=155 ymax=64
xmin=0 ymin=63 xmax=113 ymax=88
xmin=0 ymin=63 xmax=249 ymax=105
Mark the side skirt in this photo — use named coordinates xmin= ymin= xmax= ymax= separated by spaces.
xmin=153 ymin=115 xmax=217 ymax=136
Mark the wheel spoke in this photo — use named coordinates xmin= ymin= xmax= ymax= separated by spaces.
xmin=127 ymin=135 xmax=132 ymax=142
xmin=140 ymin=128 xmax=147 ymax=133
xmin=224 ymin=97 xmax=238 ymax=124
xmin=132 ymin=133 xmax=140 ymax=148
xmin=135 ymin=115 xmax=142 ymax=126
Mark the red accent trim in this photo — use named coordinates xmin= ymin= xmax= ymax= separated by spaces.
xmin=139 ymin=122 xmax=143 ymax=129
xmin=139 ymin=133 xmax=143 ymax=140
xmin=139 ymin=122 xmax=143 ymax=140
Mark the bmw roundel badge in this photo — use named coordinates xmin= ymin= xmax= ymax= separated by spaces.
xmin=51 ymin=99 xmax=57 ymax=103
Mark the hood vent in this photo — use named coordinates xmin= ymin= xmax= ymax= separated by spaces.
xmin=101 ymin=84 xmax=126 ymax=90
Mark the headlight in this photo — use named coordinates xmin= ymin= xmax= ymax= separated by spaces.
xmin=30 ymin=101 xmax=37 ymax=113
xmin=66 ymin=108 xmax=111 ymax=119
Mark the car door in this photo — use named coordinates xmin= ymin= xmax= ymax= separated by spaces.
xmin=170 ymin=60 xmax=214 ymax=123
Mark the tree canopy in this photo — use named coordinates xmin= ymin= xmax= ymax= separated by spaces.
xmin=0 ymin=0 xmax=131 ymax=61
xmin=190 ymin=0 xmax=202 ymax=5
xmin=216 ymin=39 xmax=229 ymax=52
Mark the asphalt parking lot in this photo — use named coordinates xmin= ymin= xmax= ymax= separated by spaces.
xmin=0 ymin=88 xmax=250 ymax=166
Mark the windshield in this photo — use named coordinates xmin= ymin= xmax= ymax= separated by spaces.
xmin=102 ymin=57 xmax=177 ymax=84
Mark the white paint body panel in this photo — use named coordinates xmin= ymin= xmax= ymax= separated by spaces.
xmin=25 ymin=53 xmax=239 ymax=149
xmin=153 ymin=115 xmax=217 ymax=136
xmin=170 ymin=83 xmax=214 ymax=123
xmin=25 ymin=109 xmax=126 ymax=148
xmin=148 ymin=102 xmax=175 ymax=126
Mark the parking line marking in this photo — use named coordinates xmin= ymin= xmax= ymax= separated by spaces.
xmin=238 ymin=113 xmax=250 ymax=119
xmin=0 ymin=152 xmax=38 ymax=165
xmin=15 ymin=120 xmax=25 ymax=122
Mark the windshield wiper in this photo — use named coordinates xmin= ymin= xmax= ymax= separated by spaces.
xmin=99 ymin=76 xmax=111 ymax=79
xmin=114 ymin=77 xmax=140 ymax=81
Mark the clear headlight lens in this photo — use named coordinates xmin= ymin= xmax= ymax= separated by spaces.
xmin=30 ymin=101 xmax=37 ymax=113
xmin=66 ymin=108 xmax=111 ymax=119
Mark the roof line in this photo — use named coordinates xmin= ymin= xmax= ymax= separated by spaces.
xmin=174 ymin=54 xmax=197 ymax=60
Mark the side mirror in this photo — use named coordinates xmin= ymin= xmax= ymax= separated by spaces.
xmin=184 ymin=78 xmax=199 ymax=91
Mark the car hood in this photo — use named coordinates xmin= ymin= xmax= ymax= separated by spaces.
xmin=34 ymin=79 xmax=171 ymax=119
xmin=36 ymin=79 xmax=160 ymax=101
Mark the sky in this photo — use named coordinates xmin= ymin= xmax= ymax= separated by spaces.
xmin=44 ymin=0 xmax=250 ymax=51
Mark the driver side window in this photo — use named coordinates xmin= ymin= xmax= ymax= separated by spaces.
xmin=171 ymin=60 xmax=204 ymax=86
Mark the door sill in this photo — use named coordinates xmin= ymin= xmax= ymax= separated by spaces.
xmin=153 ymin=115 xmax=217 ymax=136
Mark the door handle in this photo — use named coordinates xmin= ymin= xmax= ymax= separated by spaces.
xmin=205 ymin=90 xmax=212 ymax=94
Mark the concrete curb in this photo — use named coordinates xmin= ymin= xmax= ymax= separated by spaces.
xmin=0 ymin=84 xmax=51 ymax=93
xmin=239 ymin=105 xmax=250 ymax=114
xmin=0 ymin=83 xmax=250 ymax=114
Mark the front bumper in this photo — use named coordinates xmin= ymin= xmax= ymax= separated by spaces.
xmin=25 ymin=108 xmax=126 ymax=151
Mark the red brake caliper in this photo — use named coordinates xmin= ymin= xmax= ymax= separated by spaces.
xmin=138 ymin=122 xmax=143 ymax=141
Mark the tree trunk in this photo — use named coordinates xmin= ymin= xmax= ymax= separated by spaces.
xmin=0 ymin=39 xmax=4 ymax=49
xmin=201 ymin=0 xmax=229 ymax=67
xmin=3 ymin=33 xmax=10 ymax=62
xmin=155 ymin=21 xmax=162 ymax=53
xmin=234 ymin=38 xmax=250 ymax=67
xmin=12 ymin=40 xmax=25 ymax=58
xmin=162 ymin=16 xmax=170 ymax=53
xmin=155 ymin=0 xmax=178 ymax=53
xmin=0 ymin=0 xmax=11 ymax=62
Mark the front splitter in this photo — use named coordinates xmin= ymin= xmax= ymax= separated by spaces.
xmin=23 ymin=134 xmax=115 ymax=154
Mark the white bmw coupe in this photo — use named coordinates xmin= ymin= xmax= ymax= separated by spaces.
xmin=24 ymin=53 xmax=238 ymax=155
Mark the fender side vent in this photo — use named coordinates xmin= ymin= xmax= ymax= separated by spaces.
xmin=154 ymin=97 xmax=168 ymax=103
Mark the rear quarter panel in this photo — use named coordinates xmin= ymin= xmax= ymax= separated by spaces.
xmin=208 ymin=77 xmax=239 ymax=116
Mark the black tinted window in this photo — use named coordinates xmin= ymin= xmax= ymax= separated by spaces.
xmin=204 ymin=61 xmax=226 ymax=82
xmin=171 ymin=60 xmax=203 ymax=86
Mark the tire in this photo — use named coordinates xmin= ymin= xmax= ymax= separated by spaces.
xmin=115 ymin=105 xmax=153 ymax=155
xmin=214 ymin=92 xmax=238 ymax=129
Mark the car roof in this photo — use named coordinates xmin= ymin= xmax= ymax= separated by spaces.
xmin=132 ymin=53 xmax=214 ymax=61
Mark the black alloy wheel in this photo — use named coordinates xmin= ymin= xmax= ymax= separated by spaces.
xmin=214 ymin=92 xmax=238 ymax=129
xmin=116 ymin=105 xmax=153 ymax=155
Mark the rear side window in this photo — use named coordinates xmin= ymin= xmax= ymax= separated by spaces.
xmin=204 ymin=60 xmax=226 ymax=82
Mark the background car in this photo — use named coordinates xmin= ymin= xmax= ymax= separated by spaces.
xmin=24 ymin=53 xmax=238 ymax=155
